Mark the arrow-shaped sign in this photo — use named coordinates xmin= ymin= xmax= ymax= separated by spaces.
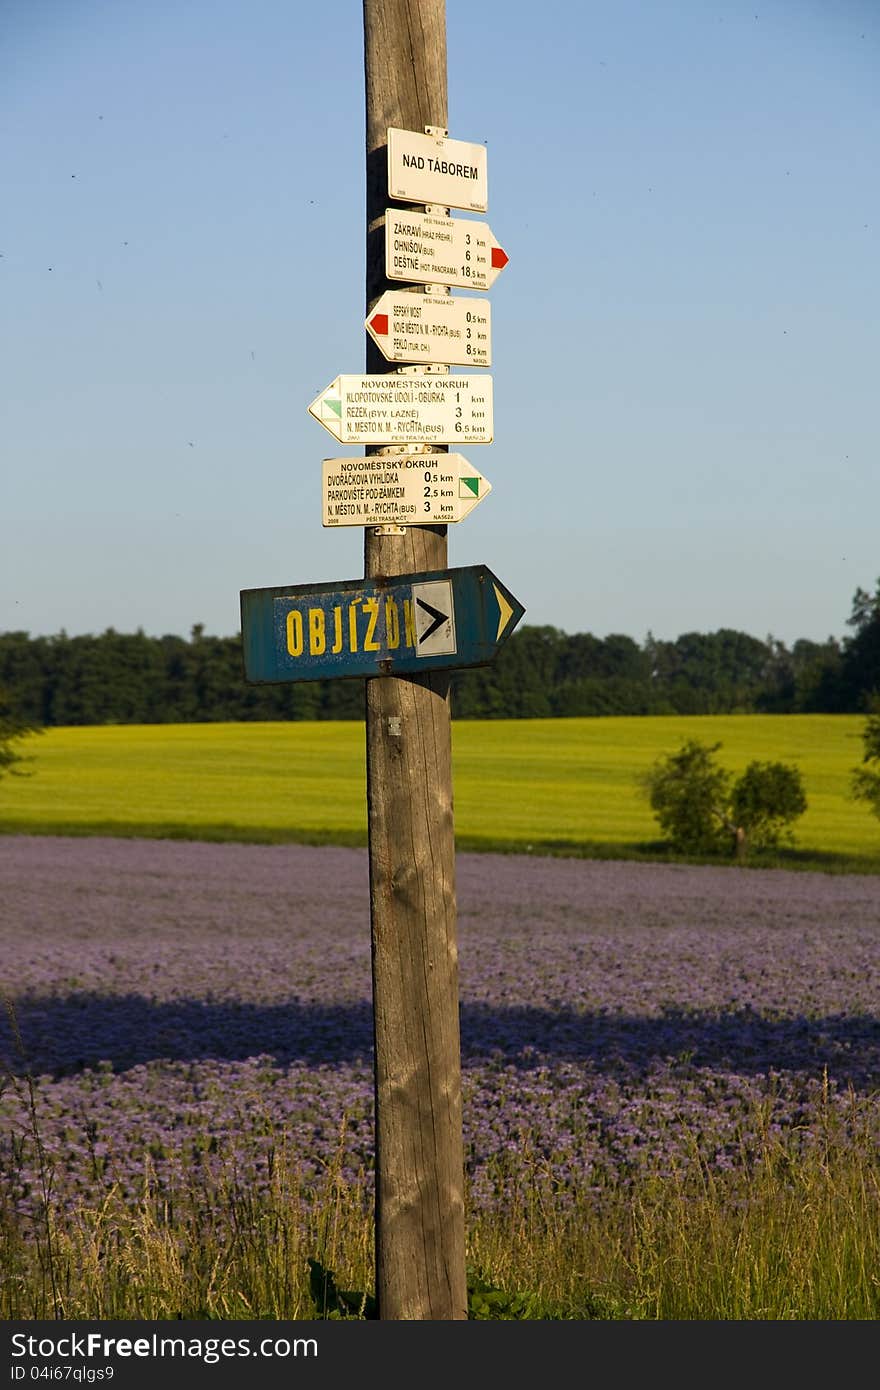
xmin=385 ymin=207 xmax=508 ymax=291
xmin=322 ymin=453 xmax=491 ymax=527
xmin=366 ymin=292 xmax=491 ymax=367
xmin=308 ymin=374 xmax=493 ymax=444
xmin=240 ymin=565 xmax=525 ymax=684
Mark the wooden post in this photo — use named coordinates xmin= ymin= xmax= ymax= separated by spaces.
xmin=363 ymin=0 xmax=468 ymax=1320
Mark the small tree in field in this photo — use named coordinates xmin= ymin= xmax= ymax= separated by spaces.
xmin=851 ymin=701 xmax=880 ymax=823
xmin=0 ymin=689 xmax=39 ymax=782
xmin=640 ymin=739 xmax=732 ymax=855
xmin=729 ymin=760 xmax=808 ymax=852
xmin=641 ymin=739 xmax=807 ymax=860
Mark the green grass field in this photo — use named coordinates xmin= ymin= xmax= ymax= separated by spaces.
xmin=1 ymin=714 xmax=877 ymax=870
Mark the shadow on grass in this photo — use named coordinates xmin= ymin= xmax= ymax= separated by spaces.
xmin=4 ymin=822 xmax=876 ymax=874
xmin=3 ymin=992 xmax=877 ymax=1090
xmin=454 ymin=836 xmax=880 ymax=876
xmin=0 ymin=821 xmax=371 ymax=848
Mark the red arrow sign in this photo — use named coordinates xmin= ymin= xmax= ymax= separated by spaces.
xmin=364 ymin=292 xmax=491 ymax=367
xmin=385 ymin=208 xmax=509 ymax=291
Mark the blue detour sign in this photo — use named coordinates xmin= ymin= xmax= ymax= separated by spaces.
xmin=240 ymin=564 xmax=525 ymax=683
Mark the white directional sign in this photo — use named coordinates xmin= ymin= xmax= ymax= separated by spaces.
xmin=385 ymin=208 xmax=508 ymax=291
xmin=322 ymin=453 xmax=492 ymax=527
xmin=365 ymin=292 xmax=491 ymax=367
xmin=308 ymin=374 xmax=493 ymax=444
xmin=387 ymin=127 xmax=488 ymax=212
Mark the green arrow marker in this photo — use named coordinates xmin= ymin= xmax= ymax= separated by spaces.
xmin=323 ymin=397 xmax=342 ymax=419
xmin=459 ymin=476 xmax=480 ymax=498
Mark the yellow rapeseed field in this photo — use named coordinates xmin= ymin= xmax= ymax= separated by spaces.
xmin=0 ymin=714 xmax=876 ymax=867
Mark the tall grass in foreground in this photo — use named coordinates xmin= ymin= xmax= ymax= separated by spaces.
xmin=468 ymin=1084 xmax=880 ymax=1320
xmin=3 ymin=1090 xmax=878 ymax=1320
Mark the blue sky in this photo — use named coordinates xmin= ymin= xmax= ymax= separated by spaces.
xmin=3 ymin=0 xmax=878 ymax=647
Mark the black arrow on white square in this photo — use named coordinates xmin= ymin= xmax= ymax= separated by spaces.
xmin=416 ymin=595 xmax=449 ymax=644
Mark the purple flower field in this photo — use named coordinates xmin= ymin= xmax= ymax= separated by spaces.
xmin=1 ymin=836 xmax=879 ymax=1225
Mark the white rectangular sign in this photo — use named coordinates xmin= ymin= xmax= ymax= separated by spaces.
xmin=322 ymin=453 xmax=492 ymax=527
xmin=309 ymin=374 xmax=493 ymax=444
xmin=366 ymin=292 xmax=491 ymax=367
xmin=385 ymin=208 xmax=508 ymax=291
xmin=387 ymin=127 xmax=488 ymax=212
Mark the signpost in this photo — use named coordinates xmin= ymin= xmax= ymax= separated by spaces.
xmin=385 ymin=207 xmax=508 ymax=290
xmin=239 ymin=0 xmax=517 ymax=1319
xmin=308 ymin=372 xmax=493 ymax=443
xmin=322 ymin=453 xmax=491 ymax=527
xmin=387 ymin=125 xmax=488 ymax=211
xmin=365 ymin=291 xmax=491 ymax=366
xmin=240 ymin=564 xmax=524 ymax=683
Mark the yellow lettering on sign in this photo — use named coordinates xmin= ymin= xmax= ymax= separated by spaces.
xmin=362 ymin=597 xmax=380 ymax=651
xmin=403 ymin=598 xmax=416 ymax=648
xmin=309 ymin=608 xmax=326 ymax=656
xmin=286 ymin=609 xmax=304 ymax=657
xmin=348 ymin=601 xmax=359 ymax=652
xmin=331 ymin=605 xmax=343 ymax=655
xmin=385 ymin=597 xmax=400 ymax=649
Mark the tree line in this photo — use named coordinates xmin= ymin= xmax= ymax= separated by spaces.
xmin=1 ymin=580 xmax=878 ymax=727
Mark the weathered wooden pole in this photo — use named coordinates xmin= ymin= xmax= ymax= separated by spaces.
xmin=363 ymin=0 xmax=468 ymax=1320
